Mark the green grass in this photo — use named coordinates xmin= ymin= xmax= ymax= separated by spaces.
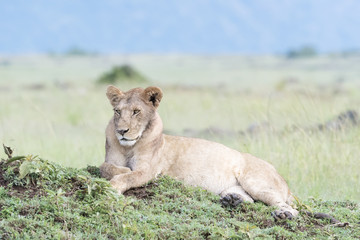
xmin=1 ymin=155 xmax=359 ymax=239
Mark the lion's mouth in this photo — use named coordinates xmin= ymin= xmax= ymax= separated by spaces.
xmin=120 ymin=136 xmax=139 ymax=142
xmin=117 ymin=135 xmax=140 ymax=147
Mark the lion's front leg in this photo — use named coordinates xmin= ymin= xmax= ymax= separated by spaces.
xmin=99 ymin=162 xmax=132 ymax=180
xmin=110 ymin=169 xmax=157 ymax=194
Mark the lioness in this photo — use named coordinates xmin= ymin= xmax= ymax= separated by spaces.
xmin=100 ymin=86 xmax=298 ymax=219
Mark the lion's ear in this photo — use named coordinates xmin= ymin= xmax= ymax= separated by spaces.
xmin=106 ymin=85 xmax=123 ymax=107
xmin=143 ymin=86 xmax=163 ymax=108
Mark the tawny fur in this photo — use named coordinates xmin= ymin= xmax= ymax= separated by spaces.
xmin=100 ymin=86 xmax=298 ymax=217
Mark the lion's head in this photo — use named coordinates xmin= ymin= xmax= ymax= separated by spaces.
xmin=106 ymin=85 xmax=163 ymax=147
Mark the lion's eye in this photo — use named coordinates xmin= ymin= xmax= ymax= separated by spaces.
xmin=114 ymin=109 xmax=121 ymax=115
xmin=133 ymin=109 xmax=140 ymax=115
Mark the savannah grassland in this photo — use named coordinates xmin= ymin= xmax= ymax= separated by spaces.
xmin=0 ymin=54 xmax=360 ymax=238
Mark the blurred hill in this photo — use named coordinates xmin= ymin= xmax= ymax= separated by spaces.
xmin=0 ymin=0 xmax=360 ymax=54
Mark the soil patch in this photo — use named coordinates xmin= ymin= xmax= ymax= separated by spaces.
xmin=123 ymin=182 xmax=157 ymax=199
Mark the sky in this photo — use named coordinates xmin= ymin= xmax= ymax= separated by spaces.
xmin=1 ymin=0 xmax=360 ymax=54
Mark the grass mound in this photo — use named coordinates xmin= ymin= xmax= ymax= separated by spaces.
xmin=0 ymin=149 xmax=359 ymax=239
xmin=97 ymin=65 xmax=148 ymax=84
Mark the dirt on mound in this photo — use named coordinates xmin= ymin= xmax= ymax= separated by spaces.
xmin=123 ymin=182 xmax=157 ymax=199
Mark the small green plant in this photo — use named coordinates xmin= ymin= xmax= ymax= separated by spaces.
xmin=76 ymin=175 xmax=119 ymax=200
xmin=293 ymin=195 xmax=313 ymax=212
xmin=0 ymin=146 xmax=115 ymax=198
xmin=97 ymin=65 xmax=148 ymax=84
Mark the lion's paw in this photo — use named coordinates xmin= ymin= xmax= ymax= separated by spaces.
xmin=110 ymin=175 xmax=127 ymax=194
xmin=220 ymin=193 xmax=243 ymax=207
xmin=271 ymin=210 xmax=294 ymax=220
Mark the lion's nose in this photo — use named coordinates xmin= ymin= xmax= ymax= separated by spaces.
xmin=117 ymin=129 xmax=129 ymax=136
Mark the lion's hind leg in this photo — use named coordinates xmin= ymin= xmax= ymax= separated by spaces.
xmin=243 ymin=186 xmax=299 ymax=219
xmin=238 ymin=154 xmax=298 ymax=219
xmin=220 ymin=186 xmax=254 ymax=207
